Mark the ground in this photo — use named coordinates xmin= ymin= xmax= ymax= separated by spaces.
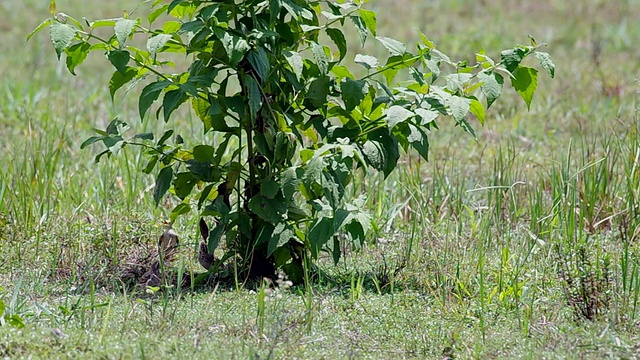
xmin=1 ymin=0 xmax=640 ymax=358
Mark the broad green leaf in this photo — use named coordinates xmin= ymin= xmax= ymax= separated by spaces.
xmin=307 ymin=76 xmax=330 ymax=109
xmin=247 ymin=47 xmax=270 ymax=82
xmin=260 ymin=179 xmax=280 ymax=199
xmin=162 ymin=21 xmax=181 ymax=34
xmin=207 ymin=223 xmax=225 ymax=253
xmin=147 ymin=34 xmax=172 ymax=59
xmin=153 ymin=166 xmax=173 ymax=205
xmin=326 ymin=28 xmax=347 ymax=61
xmin=407 ymin=123 xmax=429 ymax=160
xmin=114 ymin=18 xmax=137 ymax=47
xmin=139 ymin=80 xmax=171 ymax=120
xmin=162 ymin=88 xmax=189 ymax=121
xmin=354 ymin=54 xmax=378 ymax=69
xmin=109 ymin=67 xmax=137 ymax=100
xmin=415 ymin=108 xmax=438 ymax=125
xmin=282 ymin=0 xmax=313 ymax=20
xmin=192 ymin=145 xmax=214 ymax=162
xmin=170 ymin=202 xmax=191 ymax=222
xmin=49 ymin=22 xmax=77 ymax=59
xmin=245 ymin=75 xmax=262 ymax=122
xmin=148 ymin=4 xmax=169 ymax=24
xmin=535 ymin=51 xmax=555 ymax=78
xmin=511 ymin=66 xmax=538 ymax=110
xmin=65 ymin=42 xmax=90 ymax=75
xmin=331 ymin=65 xmax=354 ymax=79
xmin=376 ymin=36 xmax=406 ymax=56
xmin=268 ymin=223 xmax=294 ymax=256
xmin=469 ymin=99 xmax=486 ymax=125
xmin=386 ymin=105 xmax=414 ymax=129
xmin=309 ymin=217 xmax=334 ymax=258
xmin=310 ymin=42 xmax=328 ymax=75
xmin=341 ymin=78 xmax=366 ymax=111
xmin=361 ymin=129 xmax=399 ymax=177
xmin=359 ymin=9 xmax=377 ymax=36
xmin=478 ymin=72 xmax=503 ymax=108
xmin=349 ymin=16 xmax=367 ymax=47
xmin=192 ymin=96 xmax=212 ymax=131
xmin=280 ymin=167 xmax=301 ymax=200
xmin=221 ymin=32 xmax=249 ymax=66
xmin=269 ymin=0 xmax=282 ymax=23
xmin=174 ymin=172 xmax=198 ymax=199
xmin=283 ymin=50 xmax=303 ymax=80
xmin=248 ymin=194 xmax=287 ymax=223
xmin=447 ymin=95 xmax=471 ymax=123
xmin=500 ymin=47 xmax=527 ymax=73
xmin=107 ymin=50 xmax=130 ymax=74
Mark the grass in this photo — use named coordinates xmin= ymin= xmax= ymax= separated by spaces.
xmin=2 ymin=0 xmax=640 ymax=358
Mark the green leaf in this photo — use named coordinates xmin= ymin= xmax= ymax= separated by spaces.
xmin=170 ymin=202 xmax=191 ymax=222
xmin=361 ymin=129 xmax=399 ymax=177
xmin=174 ymin=172 xmax=198 ymax=200
xmin=248 ymin=194 xmax=287 ymax=223
xmin=448 ymin=95 xmax=471 ymax=123
xmin=192 ymin=96 xmax=212 ymax=131
xmin=147 ymin=34 xmax=172 ymax=59
xmin=207 ymin=223 xmax=225 ymax=253
xmin=148 ymin=4 xmax=169 ymax=24
xmin=535 ymin=51 xmax=555 ymax=78
xmin=310 ymin=42 xmax=328 ymax=75
xmin=478 ymin=72 xmax=503 ymax=109
xmin=500 ymin=47 xmax=527 ymax=73
xmin=386 ymin=105 xmax=414 ymax=130
xmin=268 ymin=223 xmax=294 ymax=256
xmin=162 ymin=88 xmax=189 ymax=121
xmin=469 ymin=99 xmax=486 ymax=125
xmin=65 ymin=42 xmax=90 ymax=75
xmin=283 ymin=50 xmax=303 ymax=80
xmin=221 ymin=32 xmax=249 ymax=67
xmin=407 ymin=123 xmax=429 ymax=160
xmin=376 ymin=36 xmax=406 ymax=56
xmin=307 ymin=76 xmax=330 ymax=109
xmin=359 ymin=9 xmax=377 ymax=36
xmin=280 ymin=167 xmax=301 ymax=199
xmin=247 ymin=47 xmax=270 ymax=82
xmin=354 ymin=54 xmax=378 ymax=70
xmin=114 ymin=18 xmax=137 ymax=47
xmin=245 ymin=75 xmax=262 ymax=122
xmin=139 ymin=80 xmax=170 ymax=120
xmin=153 ymin=166 xmax=173 ymax=205
xmin=109 ymin=67 xmax=137 ymax=100
xmin=107 ymin=50 xmax=130 ymax=74
xmin=341 ymin=78 xmax=366 ymax=111
xmin=326 ymin=28 xmax=347 ymax=61
xmin=49 ymin=22 xmax=77 ymax=59
xmin=309 ymin=217 xmax=334 ymax=258
xmin=331 ymin=65 xmax=354 ymax=79
xmin=511 ymin=66 xmax=538 ymax=110
xmin=349 ymin=16 xmax=367 ymax=47
xmin=282 ymin=0 xmax=313 ymax=20
xmin=260 ymin=179 xmax=280 ymax=199
xmin=27 ymin=18 xmax=52 ymax=43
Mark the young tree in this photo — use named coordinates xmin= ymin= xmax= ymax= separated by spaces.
xmin=30 ymin=0 xmax=554 ymax=282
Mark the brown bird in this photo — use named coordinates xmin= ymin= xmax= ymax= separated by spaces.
xmin=158 ymin=225 xmax=179 ymax=265
xmin=198 ymin=218 xmax=216 ymax=271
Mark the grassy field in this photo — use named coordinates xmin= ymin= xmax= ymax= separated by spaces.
xmin=2 ymin=0 xmax=640 ymax=358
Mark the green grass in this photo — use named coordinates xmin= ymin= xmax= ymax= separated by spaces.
xmin=2 ymin=0 xmax=640 ymax=358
